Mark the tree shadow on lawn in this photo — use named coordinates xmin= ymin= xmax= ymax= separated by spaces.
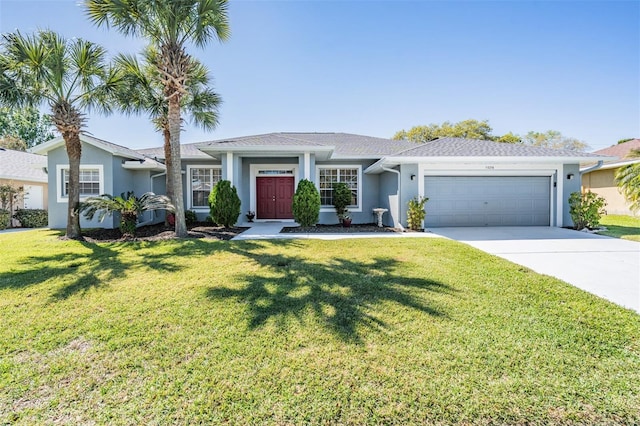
xmin=206 ymin=240 xmax=454 ymax=344
xmin=0 ymin=238 xmax=226 ymax=301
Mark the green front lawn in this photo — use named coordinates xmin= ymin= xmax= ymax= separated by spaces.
xmin=1 ymin=230 xmax=639 ymax=424
xmin=599 ymin=214 xmax=640 ymax=242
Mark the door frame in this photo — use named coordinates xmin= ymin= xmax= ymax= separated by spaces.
xmin=249 ymin=163 xmax=299 ymax=222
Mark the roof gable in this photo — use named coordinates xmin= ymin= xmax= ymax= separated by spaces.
xmin=30 ymin=134 xmax=144 ymax=160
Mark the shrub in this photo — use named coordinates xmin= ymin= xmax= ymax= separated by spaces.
xmin=81 ymin=191 xmax=174 ymax=237
xmin=185 ymin=210 xmax=198 ymax=225
xmin=13 ymin=209 xmax=48 ymax=228
xmin=292 ymin=179 xmax=320 ymax=227
xmin=407 ymin=196 xmax=429 ymax=231
xmin=569 ymin=191 xmax=607 ymax=230
xmin=208 ymin=180 xmax=241 ymax=227
xmin=332 ymin=182 xmax=352 ymax=220
xmin=0 ymin=209 xmax=10 ymax=230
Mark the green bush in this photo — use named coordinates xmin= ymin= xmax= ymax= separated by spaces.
xmin=569 ymin=191 xmax=607 ymax=230
xmin=292 ymin=179 xmax=320 ymax=227
xmin=185 ymin=210 xmax=198 ymax=225
xmin=13 ymin=209 xmax=48 ymax=228
xmin=407 ymin=196 xmax=429 ymax=231
xmin=0 ymin=209 xmax=10 ymax=230
xmin=332 ymin=182 xmax=352 ymax=220
xmin=208 ymin=180 xmax=241 ymax=227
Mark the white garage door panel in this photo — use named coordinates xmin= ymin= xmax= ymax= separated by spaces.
xmin=425 ymin=176 xmax=550 ymax=227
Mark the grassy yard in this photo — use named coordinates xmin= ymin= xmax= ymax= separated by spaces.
xmin=599 ymin=214 xmax=640 ymax=242
xmin=1 ymin=230 xmax=639 ymax=425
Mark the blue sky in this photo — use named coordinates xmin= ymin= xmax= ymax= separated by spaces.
xmin=1 ymin=0 xmax=638 ymax=151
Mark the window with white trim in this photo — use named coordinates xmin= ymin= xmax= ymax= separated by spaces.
xmin=318 ymin=166 xmax=360 ymax=208
xmin=190 ymin=166 xmax=222 ymax=208
xmin=61 ymin=168 xmax=101 ymax=198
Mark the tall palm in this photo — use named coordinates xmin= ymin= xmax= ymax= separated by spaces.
xmin=0 ymin=30 xmax=120 ymax=239
xmin=115 ymin=47 xmax=221 ymax=208
xmin=615 ymin=149 xmax=640 ymax=213
xmin=86 ymin=0 xmax=230 ymax=237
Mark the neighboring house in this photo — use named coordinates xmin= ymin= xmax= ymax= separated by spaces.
xmin=33 ymin=132 xmax=611 ymax=229
xmin=0 ymin=147 xmax=48 ymax=226
xmin=581 ymin=139 xmax=640 ymax=216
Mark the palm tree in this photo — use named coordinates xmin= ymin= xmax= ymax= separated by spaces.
xmin=86 ymin=0 xmax=230 ymax=237
xmin=114 ymin=47 xmax=221 ymax=209
xmin=81 ymin=191 xmax=174 ymax=237
xmin=615 ymin=149 xmax=640 ymax=213
xmin=0 ymin=30 xmax=120 ymax=239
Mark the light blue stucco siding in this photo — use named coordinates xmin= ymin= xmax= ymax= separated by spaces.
xmin=47 ymin=143 xmax=116 ymax=229
xmin=378 ymin=168 xmax=399 ymax=227
xmin=316 ymin=159 xmax=380 ymax=225
xmin=562 ymin=163 xmax=581 ymax=227
xmin=398 ymin=164 xmax=419 ymax=228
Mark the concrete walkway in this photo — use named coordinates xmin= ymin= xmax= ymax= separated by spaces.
xmin=429 ymin=227 xmax=640 ymax=314
xmin=231 ymin=222 xmax=442 ymax=241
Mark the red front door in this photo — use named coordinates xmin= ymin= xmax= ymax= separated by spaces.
xmin=256 ymin=176 xmax=294 ymax=219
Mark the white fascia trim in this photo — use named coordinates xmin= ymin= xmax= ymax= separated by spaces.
xmin=186 ymin=164 xmax=222 ymax=211
xmin=315 ymin=164 xmax=363 ymax=213
xmin=55 ymin=164 xmax=104 ymax=203
xmin=31 ymin=135 xmax=145 ymax=160
xmin=249 ymin=163 xmax=300 ymax=214
xmin=199 ymin=145 xmax=334 ymax=154
xmin=0 ymin=174 xmax=47 ymax=183
xmin=122 ymin=160 xmax=165 ymax=171
xmin=581 ymin=159 xmax=640 ymax=171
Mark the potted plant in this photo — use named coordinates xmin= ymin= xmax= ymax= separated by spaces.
xmin=246 ymin=210 xmax=256 ymax=222
xmin=339 ymin=211 xmax=352 ymax=227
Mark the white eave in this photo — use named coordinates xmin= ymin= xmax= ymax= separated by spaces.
xmin=197 ymin=144 xmax=335 ymax=161
xmin=365 ymin=155 xmax=618 ymax=174
xmin=122 ymin=159 xmax=166 ymax=172
xmin=580 ymin=158 xmax=640 ymax=172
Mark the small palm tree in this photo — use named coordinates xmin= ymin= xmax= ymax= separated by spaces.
xmin=81 ymin=192 xmax=174 ymax=237
xmin=86 ymin=0 xmax=230 ymax=238
xmin=114 ymin=47 xmax=221 ymax=207
xmin=615 ymin=149 xmax=640 ymax=213
xmin=0 ymin=30 xmax=120 ymax=239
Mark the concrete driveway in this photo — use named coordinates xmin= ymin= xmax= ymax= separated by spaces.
xmin=429 ymin=227 xmax=640 ymax=314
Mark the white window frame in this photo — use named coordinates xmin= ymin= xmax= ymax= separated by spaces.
xmin=56 ymin=164 xmax=104 ymax=203
xmin=316 ymin=165 xmax=362 ymax=212
xmin=186 ymin=164 xmax=222 ymax=211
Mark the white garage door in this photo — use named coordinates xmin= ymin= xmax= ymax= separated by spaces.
xmin=424 ymin=176 xmax=551 ymax=227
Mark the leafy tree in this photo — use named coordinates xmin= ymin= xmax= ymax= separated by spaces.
xmin=393 ymin=119 xmax=495 ymax=143
xmin=82 ymin=191 xmax=174 ymax=237
xmin=615 ymin=148 xmax=640 ymax=213
xmin=86 ymin=0 xmax=230 ymax=238
xmin=0 ymin=106 xmax=55 ymax=150
xmin=0 ymin=30 xmax=120 ymax=239
xmin=617 ymin=138 xmax=635 ymax=144
xmin=522 ymin=130 xmax=589 ymax=151
xmin=208 ymin=180 xmax=240 ymax=227
xmin=292 ymin=179 xmax=320 ymax=227
xmin=332 ymin=182 xmax=352 ymax=221
xmin=114 ymin=47 xmax=221 ymax=208
xmin=568 ymin=191 xmax=606 ymax=230
xmin=495 ymin=132 xmax=521 ymax=144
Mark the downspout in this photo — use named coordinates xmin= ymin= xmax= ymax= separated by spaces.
xmin=579 ymin=160 xmax=604 ymax=176
xmin=138 ymin=171 xmax=167 ymax=227
xmin=381 ymin=167 xmax=405 ymax=231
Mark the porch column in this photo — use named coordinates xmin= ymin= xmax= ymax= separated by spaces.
xmin=226 ymin=152 xmax=234 ymax=185
xmin=304 ymin=152 xmax=311 ymax=180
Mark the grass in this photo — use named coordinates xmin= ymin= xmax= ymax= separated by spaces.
xmin=1 ymin=230 xmax=639 ymax=424
xmin=598 ymin=214 xmax=640 ymax=241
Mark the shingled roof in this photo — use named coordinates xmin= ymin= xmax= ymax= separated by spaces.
xmin=196 ymin=132 xmax=417 ymax=158
xmin=392 ymin=137 xmax=609 ymax=158
xmin=592 ymin=139 xmax=640 ymax=162
xmin=0 ymin=148 xmax=47 ymax=183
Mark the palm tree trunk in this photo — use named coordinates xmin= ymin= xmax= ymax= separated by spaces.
xmin=162 ymin=127 xmax=174 ymax=226
xmin=65 ymin=133 xmax=83 ymax=239
xmin=167 ymin=94 xmax=187 ymax=237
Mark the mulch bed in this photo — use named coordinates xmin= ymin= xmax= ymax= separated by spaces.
xmin=281 ymin=223 xmax=400 ymax=234
xmin=80 ymin=222 xmax=248 ymax=243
